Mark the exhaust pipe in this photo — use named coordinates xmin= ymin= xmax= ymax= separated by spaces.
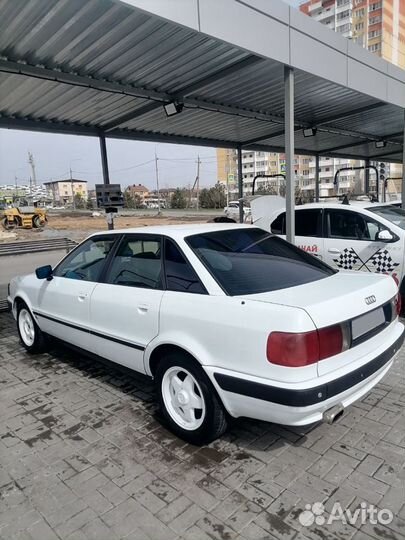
xmin=323 ymin=404 xmax=344 ymax=424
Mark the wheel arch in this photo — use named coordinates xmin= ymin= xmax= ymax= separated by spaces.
xmin=147 ymin=343 xmax=202 ymax=378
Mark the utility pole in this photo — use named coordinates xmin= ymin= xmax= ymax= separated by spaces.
xmin=155 ymin=152 xmax=161 ymax=215
xmin=70 ymin=167 xmax=76 ymax=210
xmin=28 ymin=152 xmax=37 ymax=187
xmin=14 ymin=175 xmax=18 ymax=199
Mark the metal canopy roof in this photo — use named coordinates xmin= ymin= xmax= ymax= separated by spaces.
xmin=0 ymin=0 xmax=404 ymax=163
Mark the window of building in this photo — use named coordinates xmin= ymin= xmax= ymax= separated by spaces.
xmin=369 ymin=15 xmax=382 ymax=24
xmin=369 ymin=2 xmax=382 ymax=12
xmin=337 ymin=9 xmax=351 ymax=20
xmin=368 ymin=29 xmax=381 ymax=38
xmin=368 ymin=43 xmax=381 ymax=52
xmin=337 ymin=0 xmax=350 ymax=6
xmin=355 ymin=22 xmax=364 ymax=30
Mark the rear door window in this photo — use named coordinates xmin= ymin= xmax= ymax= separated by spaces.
xmin=271 ymin=209 xmax=322 ymax=237
xmin=164 ymin=239 xmax=207 ymax=294
xmin=106 ymin=236 xmax=163 ymax=289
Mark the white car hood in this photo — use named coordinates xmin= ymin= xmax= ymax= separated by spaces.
xmin=238 ymin=271 xmax=397 ymax=328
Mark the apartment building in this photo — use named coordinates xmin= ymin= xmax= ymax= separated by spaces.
xmin=43 ymin=179 xmax=88 ymax=206
xmin=216 ymin=148 xmax=310 ymax=199
xmin=216 ymin=1 xmax=403 ymax=200
xmin=300 ymin=0 xmax=404 ymax=195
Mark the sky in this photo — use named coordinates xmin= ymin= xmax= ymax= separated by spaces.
xmin=0 ymin=0 xmax=302 ymax=191
xmin=0 ymin=130 xmax=218 ymax=191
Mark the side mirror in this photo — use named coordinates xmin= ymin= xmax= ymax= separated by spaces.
xmin=376 ymin=229 xmax=395 ymax=243
xmin=35 ymin=265 xmax=53 ymax=280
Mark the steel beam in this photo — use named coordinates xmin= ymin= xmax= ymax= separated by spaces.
xmin=316 ymin=102 xmax=387 ymax=126
xmin=284 ymin=66 xmax=295 ymax=245
xmin=237 ymin=145 xmax=243 ymax=224
xmin=365 ymin=159 xmax=370 ymax=194
xmin=321 ymin=132 xmax=403 ymax=154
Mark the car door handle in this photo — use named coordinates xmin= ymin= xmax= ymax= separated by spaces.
xmin=78 ymin=293 xmax=88 ymax=301
xmin=138 ymin=304 xmax=149 ymax=313
xmin=328 ymin=248 xmax=341 ymax=254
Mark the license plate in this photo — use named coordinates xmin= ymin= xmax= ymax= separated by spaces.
xmin=352 ymin=307 xmax=385 ymax=341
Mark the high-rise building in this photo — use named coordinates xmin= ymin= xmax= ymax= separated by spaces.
xmin=300 ymin=0 xmax=404 ymax=195
xmin=216 ymin=149 xmax=310 ymax=199
xmin=216 ymin=0 xmax=403 ymax=200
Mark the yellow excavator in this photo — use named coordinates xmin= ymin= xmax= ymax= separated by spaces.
xmin=1 ymin=206 xmax=47 ymax=230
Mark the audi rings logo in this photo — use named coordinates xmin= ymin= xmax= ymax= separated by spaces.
xmin=365 ymin=295 xmax=376 ymax=305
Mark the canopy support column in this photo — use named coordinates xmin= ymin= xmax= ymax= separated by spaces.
xmin=99 ymin=133 xmax=110 ymax=185
xmin=315 ymin=155 xmax=320 ymax=202
xmin=402 ymin=110 xmax=405 ymax=210
xmin=99 ymin=133 xmax=114 ymax=230
xmin=284 ymin=66 xmax=295 ymax=244
xmin=365 ymin=158 xmax=370 ymax=194
xmin=237 ymin=145 xmax=243 ymax=223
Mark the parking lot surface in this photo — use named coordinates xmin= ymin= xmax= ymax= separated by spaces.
xmin=0 ymin=311 xmax=404 ymax=540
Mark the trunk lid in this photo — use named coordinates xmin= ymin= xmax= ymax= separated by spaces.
xmin=238 ymin=271 xmax=397 ymax=376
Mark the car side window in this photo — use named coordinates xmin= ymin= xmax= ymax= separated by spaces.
xmin=271 ymin=210 xmax=321 ymax=237
xmin=106 ymin=236 xmax=163 ymax=289
xmin=295 ymin=209 xmax=322 ymax=237
xmin=53 ymin=236 xmax=116 ymax=281
xmin=327 ymin=210 xmax=383 ymax=241
xmin=271 ymin=213 xmax=285 ymax=234
xmin=164 ymin=239 xmax=207 ymax=294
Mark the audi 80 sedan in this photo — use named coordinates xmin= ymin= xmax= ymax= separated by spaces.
xmin=8 ymin=224 xmax=404 ymax=444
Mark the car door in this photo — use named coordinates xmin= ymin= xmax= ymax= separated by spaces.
xmin=35 ymin=235 xmax=118 ymax=350
xmin=270 ymin=208 xmax=324 ymax=259
xmin=89 ymin=234 xmax=164 ymax=373
xmin=323 ymin=208 xmax=402 ymax=278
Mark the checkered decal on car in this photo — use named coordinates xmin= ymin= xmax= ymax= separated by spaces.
xmin=368 ymin=249 xmax=400 ymax=273
xmin=334 ymin=248 xmax=360 ymax=270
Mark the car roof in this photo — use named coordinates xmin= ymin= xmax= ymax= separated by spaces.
xmin=89 ymin=222 xmax=252 ymax=240
xmin=291 ymin=200 xmax=401 ymax=211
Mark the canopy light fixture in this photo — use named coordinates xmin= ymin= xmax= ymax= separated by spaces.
xmin=303 ymin=127 xmax=317 ymax=138
xmin=164 ymin=101 xmax=184 ymax=117
xmin=375 ymin=140 xmax=386 ymax=148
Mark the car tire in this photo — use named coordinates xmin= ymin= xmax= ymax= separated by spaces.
xmin=17 ymin=303 xmax=47 ymax=353
xmin=156 ymin=352 xmax=228 ymax=445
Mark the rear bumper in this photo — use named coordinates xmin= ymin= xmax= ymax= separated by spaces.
xmin=206 ymin=324 xmax=404 ymax=426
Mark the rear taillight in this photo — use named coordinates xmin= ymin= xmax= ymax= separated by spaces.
xmin=267 ymin=323 xmax=350 ymax=367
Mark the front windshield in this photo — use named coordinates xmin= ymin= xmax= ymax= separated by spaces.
xmin=186 ymin=228 xmax=335 ymax=296
xmin=367 ymin=205 xmax=405 ymax=230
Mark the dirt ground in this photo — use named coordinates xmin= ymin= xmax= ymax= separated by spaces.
xmin=11 ymin=213 xmax=213 ymax=243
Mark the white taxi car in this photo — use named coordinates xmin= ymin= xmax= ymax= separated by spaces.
xmin=8 ymin=224 xmax=404 ymax=444
xmin=252 ymin=197 xmax=405 ymax=299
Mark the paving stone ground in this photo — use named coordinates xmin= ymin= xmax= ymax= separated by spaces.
xmin=0 ymin=311 xmax=404 ymax=540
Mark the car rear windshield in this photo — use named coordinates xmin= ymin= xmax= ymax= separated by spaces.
xmin=186 ymin=228 xmax=335 ymax=296
xmin=367 ymin=205 xmax=405 ymax=230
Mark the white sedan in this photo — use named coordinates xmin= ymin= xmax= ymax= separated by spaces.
xmin=7 ymin=224 xmax=404 ymax=444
